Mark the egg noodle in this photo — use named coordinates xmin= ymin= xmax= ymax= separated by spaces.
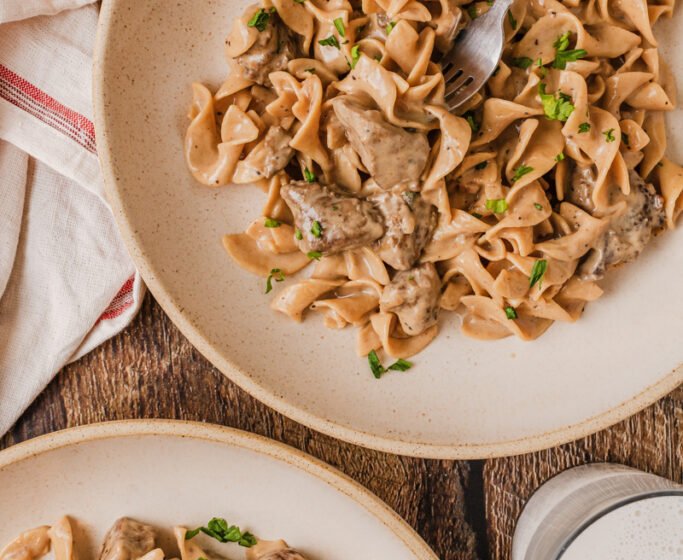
xmin=0 ymin=517 xmax=304 ymax=560
xmin=185 ymin=0 xmax=682 ymax=362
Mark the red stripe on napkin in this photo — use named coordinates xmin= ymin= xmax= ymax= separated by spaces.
xmin=0 ymin=64 xmax=97 ymax=153
xmin=98 ymin=275 xmax=135 ymax=322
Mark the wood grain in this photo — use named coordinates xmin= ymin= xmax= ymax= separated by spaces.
xmin=0 ymin=295 xmax=480 ymax=560
xmin=2 ymin=294 xmax=681 ymax=560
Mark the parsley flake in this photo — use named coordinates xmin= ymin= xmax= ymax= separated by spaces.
xmin=333 ymin=17 xmax=346 ymax=38
xmin=475 ymin=161 xmax=488 ymax=170
xmin=552 ymin=31 xmax=587 ymax=69
xmin=512 ymin=164 xmax=534 ymax=182
xmin=539 ymin=83 xmax=575 ymax=122
xmin=603 ymin=128 xmax=616 ymax=142
xmin=264 ymin=218 xmax=280 ymax=228
xmin=247 ymin=9 xmax=272 ymax=32
xmin=350 ymin=44 xmax=361 ymax=69
xmin=464 ymin=112 xmax=479 ymax=133
xmin=555 ymin=153 xmax=565 ymax=162
xmin=319 ymin=35 xmax=340 ymax=49
xmin=304 ymin=67 xmax=315 ymax=73
xmin=265 ymin=268 xmax=285 ymax=294
xmin=388 ymin=358 xmax=413 ymax=372
xmin=311 ymin=220 xmax=323 ymax=238
xmin=303 ymin=167 xmax=317 ymax=183
xmin=486 ymin=198 xmax=509 ymax=213
xmin=467 ymin=5 xmax=478 ymax=19
xmin=295 ymin=228 xmax=303 ymax=240
xmin=578 ymin=122 xmax=591 ymax=133
xmin=307 ymin=251 xmax=322 ymax=260
xmin=185 ymin=518 xmax=257 ymax=548
xmin=368 ymin=350 xmax=385 ymax=378
xmin=534 ymin=203 xmax=544 ymax=210
xmin=511 ymin=57 xmax=533 ymax=69
xmin=507 ymin=9 xmax=517 ymax=30
xmin=385 ymin=21 xmax=396 ymax=34
xmin=505 ymin=306 xmax=518 ymax=320
xmin=529 ymin=259 xmax=548 ymax=290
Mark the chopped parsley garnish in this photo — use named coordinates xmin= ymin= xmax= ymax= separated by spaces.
xmin=475 ymin=161 xmax=488 ymax=170
xmin=578 ymin=122 xmax=591 ymax=133
xmin=368 ymin=350 xmax=384 ymax=379
xmin=467 ymin=5 xmax=478 ymax=19
xmin=464 ymin=112 xmax=479 ymax=133
xmin=307 ymin=251 xmax=322 ymax=260
xmin=304 ymin=67 xmax=315 ymax=73
xmin=555 ymin=153 xmax=565 ymax=162
xmin=539 ymin=83 xmax=575 ymax=122
xmin=303 ymin=167 xmax=317 ymax=183
xmin=333 ymin=17 xmax=346 ymax=38
xmin=311 ymin=220 xmax=323 ymax=238
xmin=534 ymin=203 xmax=544 ymax=210
xmin=185 ymin=518 xmax=257 ymax=548
xmin=507 ymin=10 xmax=517 ymax=30
xmin=529 ymin=259 xmax=548 ymax=290
xmin=552 ymin=31 xmax=587 ymax=69
xmin=350 ymin=44 xmax=361 ymax=69
xmin=265 ymin=268 xmax=285 ymax=294
xmin=512 ymin=164 xmax=534 ymax=182
xmin=319 ymin=35 xmax=340 ymax=49
xmin=264 ymin=217 xmax=280 ymax=228
xmin=388 ymin=358 xmax=413 ymax=371
xmin=294 ymin=0 xmax=305 ymax=3
xmin=511 ymin=57 xmax=533 ymax=69
xmin=247 ymin=8 xmax=273 ymax=32
xmin=486 ymin=198 xmax=508 ymax=213
xmin=367 ymin=350 xmax=412 ymax=378
xmin=603 ymin=128 xmax=616 ymax=142
xmin=295 ymin=228 xmax=303 ymax=240
xmin=622 ymin=133 xmax=630 ymax=146
xmin=471 ymin=212 xmax=483 ymax=219
xmin=385 ymin=21 xmax=396 ymax=35
xmin=505 ymin=306 xmax=518 ymax=320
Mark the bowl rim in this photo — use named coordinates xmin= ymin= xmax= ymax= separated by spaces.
xmin=92 ymin=0 xmax=683 ymax=460
xmin=0 ymin=419 xmax=437 ymax=560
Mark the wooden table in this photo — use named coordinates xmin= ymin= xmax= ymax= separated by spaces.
xmin=2 ymin=295 xmax=681 ymax=559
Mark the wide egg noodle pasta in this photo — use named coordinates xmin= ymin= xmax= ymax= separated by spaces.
xmin=185 ymin=0 xmax=683 ymax=360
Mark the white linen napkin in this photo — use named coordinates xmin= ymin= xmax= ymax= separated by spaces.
xmin=0 ymin=1 xmax=144 ymax=435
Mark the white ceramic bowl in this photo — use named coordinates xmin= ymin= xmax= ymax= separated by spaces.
xmin=94 ymin=1 xmax=683 ymax=459
xmin=0 ymin=420 xmax=436 ymax=559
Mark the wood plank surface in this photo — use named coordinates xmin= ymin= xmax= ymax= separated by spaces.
xmin=2 ymin=295 xmax=681 ymax=559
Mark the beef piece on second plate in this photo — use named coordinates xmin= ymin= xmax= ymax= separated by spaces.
xmin=235 ymin=16 xmax=297 ymax=86
xmin=380 ymin=262 xmax=441 ymax=335
xmin=576 ymin=170 xmax=665 ymax=280
xmin=371 ymin=191 xmax=437 ymax=270
xmin=332 ymin=97 xmax=430 ymax=190
xmin=281 ymin=181 xmax=385 ymax=255
xmin=99 ymin=518 xmax=156 ymax=560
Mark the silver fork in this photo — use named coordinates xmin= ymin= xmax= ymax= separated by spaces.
xmin=441 ymin=0 xmax=514 ymax=111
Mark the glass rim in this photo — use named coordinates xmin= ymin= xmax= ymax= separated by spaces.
xmin=555 ymin=489 xmax=683 ymax=559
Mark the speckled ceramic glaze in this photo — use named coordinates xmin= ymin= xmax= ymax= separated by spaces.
xmin=0 ymin=421 xmax=437 ymax=559
xmin=93 ymin=1 xmax=683 ymax=459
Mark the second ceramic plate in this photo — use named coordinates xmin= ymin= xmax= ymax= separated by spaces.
xmin=0 ymin=421 xmax=435 ymax=559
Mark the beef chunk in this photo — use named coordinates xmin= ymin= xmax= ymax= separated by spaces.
xmin=99 ymin=519 xmax=155 ymax=560
xmin=332 ymin=97 xmax=430 ymax=190
xmin=371 ymin=191 xmax=437 ymax=270
xmin=281 ymin=181 xmax=385 ymax=255
xmin=380 ymin=263 xmax=441 ymax=335
xmin=579 ymin=171 xmax=665 ymax=280
xmin=235 ymin=16 xmax=297 ymax=86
